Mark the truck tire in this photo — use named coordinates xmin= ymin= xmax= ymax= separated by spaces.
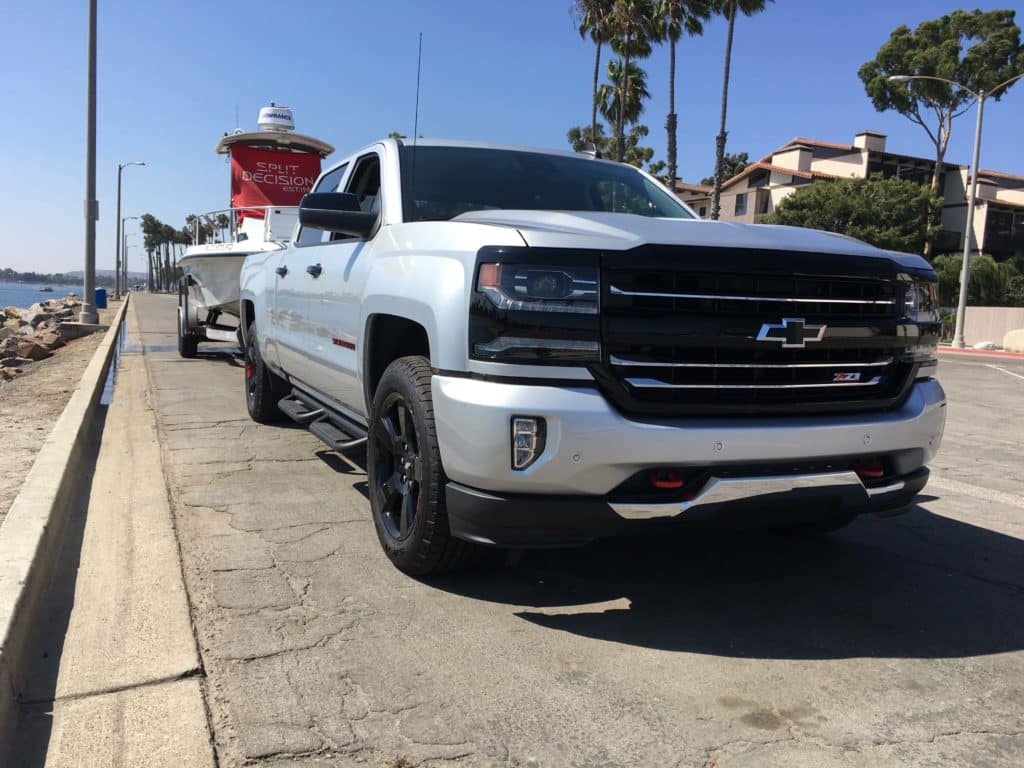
xmin=177 ymin=284 xmax=198 ymax=359
xmin=367 ymin=356 xmax=476 ymax=576
xmin=244 ymin=321 xmax=287 ymax=424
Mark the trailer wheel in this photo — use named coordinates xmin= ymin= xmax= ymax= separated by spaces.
xmin=177 ymin=283 xmax=198 ymax=358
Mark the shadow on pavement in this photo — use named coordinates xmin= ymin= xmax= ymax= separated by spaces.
xmin=429 ymin=505 xmax=1024 ymax=660
xmin=12 ymin=407 xmax=108 ymax=768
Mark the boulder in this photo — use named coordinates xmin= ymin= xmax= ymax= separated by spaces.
xmin=1003 ymin=329 xmax=1024 ymax=354
xmin=15 ymin=339 xmax=51 ymax=361
xmin=4 ymin=317 xmax=26 ymax=331
xmin=23 ymin=311 xmax=54 ymax=328
xmin=30 ymin=330 xmax=64 ymax=351
xmin=4 ymin=306 xmax=22 ymax=319
xmin=0 ymin=357 xmax=32 ymax=368
xmin=1 ymin=337 xmax=19 ymax=357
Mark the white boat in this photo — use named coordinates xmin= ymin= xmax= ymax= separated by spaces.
xmin=177 ymin=104 xmax=333 ymax=357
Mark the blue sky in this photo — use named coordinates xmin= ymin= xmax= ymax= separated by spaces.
xmin=1 ymin=0 xmax=1022 ymax=273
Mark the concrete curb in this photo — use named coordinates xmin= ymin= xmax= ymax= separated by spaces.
xmin=0 ymin=297 xmax=129 ymax=742
xmin=938 ymin=346 xmax=1024 ymax=360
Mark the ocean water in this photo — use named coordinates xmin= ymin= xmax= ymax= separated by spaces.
xmin=0 ymin=281 xmax=79 ymax=310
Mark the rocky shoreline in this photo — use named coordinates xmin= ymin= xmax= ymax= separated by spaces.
xmin=1 ymin=295 xmax=88 ymax=382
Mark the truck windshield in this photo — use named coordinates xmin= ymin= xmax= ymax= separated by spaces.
xmin=399 ymin=145 xmax=694 ymax=222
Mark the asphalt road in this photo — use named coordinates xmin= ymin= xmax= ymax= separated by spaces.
xmin=133 ymin=292 xmax=1024 ymax=768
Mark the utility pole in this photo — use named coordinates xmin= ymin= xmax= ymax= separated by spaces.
xmin=953 ymin=93 xmax=985 ymax=349
xmin=79 ymin=0 xmax=99 ymax=324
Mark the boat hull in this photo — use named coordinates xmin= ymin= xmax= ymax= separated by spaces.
xmin=179 ymin=252 xmax=247 ymax=318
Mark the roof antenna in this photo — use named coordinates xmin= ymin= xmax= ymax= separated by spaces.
xmin=410 ymin=32 xmax=423 ymax=208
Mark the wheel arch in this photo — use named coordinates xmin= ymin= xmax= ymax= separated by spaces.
xmin=362 ymin=312 xmax=431 ymax=412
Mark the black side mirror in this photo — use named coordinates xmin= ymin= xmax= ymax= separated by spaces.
xmin=299 ymin=192 xmax=376 ymax=239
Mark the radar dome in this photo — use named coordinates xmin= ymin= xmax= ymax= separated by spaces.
xmin=257 ymin=104 xmax=295 ymax=132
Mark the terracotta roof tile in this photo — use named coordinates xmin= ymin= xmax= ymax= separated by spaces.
xmin=674 ymin=181 xmax=713 ymax=194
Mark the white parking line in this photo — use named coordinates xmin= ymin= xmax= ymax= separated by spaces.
xmin=929 ymin=474 xmax=1024 ymax=510
xmin=985 ymin=364 xmax=1024 ymax=382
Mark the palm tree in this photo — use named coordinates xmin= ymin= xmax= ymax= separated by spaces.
xmin=610 ymin=0 xmax=657 ymax=162
xmin=710 ymin=0 xmax=772 ymax=220
xmin=573 ymin=0 xmax=618 ymax=147
xmin=598 ymin=59 xmax=651 ymax=132
xmin=656 ymin=1 xmax=712 ymax=188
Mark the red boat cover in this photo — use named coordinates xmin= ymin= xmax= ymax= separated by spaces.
xmin=230 ymin=145 xmax=321 ymax=220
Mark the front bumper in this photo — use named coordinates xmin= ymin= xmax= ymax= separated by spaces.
xmin=432 ymin=375 xmax=945 ymax=547
xmin=445 ymin=468 xmax=929 ymax=547
xmin=433 ymin=375 xmax=946 ymax=495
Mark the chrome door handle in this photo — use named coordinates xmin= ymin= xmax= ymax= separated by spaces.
xmin=275 ymin=265 xmax=288 ymax=277
xmin=306 ymin=263 xmax=323 ymax=278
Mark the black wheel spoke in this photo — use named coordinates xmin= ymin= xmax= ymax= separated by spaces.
xmin=400 ymin=489 xmax=414 ymax=537
xmin=397 ymin=405 xmax=409 ymax=446
xmin=374 ymin=417 xmax=401 ymax=455
xmin=411 ymin=453 xmax=423 ymax=485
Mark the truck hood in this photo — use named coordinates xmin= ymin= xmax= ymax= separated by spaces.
xmin=453 ymin=210 xmax=930 ymax=271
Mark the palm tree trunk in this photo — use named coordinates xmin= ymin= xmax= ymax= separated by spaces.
xmin=163 ymin=242 xmax=171 ymax=291
xmin=591 ymin=40 xmax=602 ymax=146
xmin=617 ymin=39 xmax=631 ymax=162
xmin=146 ymin=249 xmax=154 ymax=292
xmin=711 ymin=1 xmax=737 ymax=220
xmin=666 ymin=38 xmax=678 ymax=187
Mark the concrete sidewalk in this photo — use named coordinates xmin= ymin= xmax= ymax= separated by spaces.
xmin=12 ymin=303 xmax=215 ymax=766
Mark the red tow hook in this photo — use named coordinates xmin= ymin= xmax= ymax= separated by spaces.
xmin=648 ymin=469 xmax=684 ymax=489
xmin=852 ymin=458 xmax=885 ymax=480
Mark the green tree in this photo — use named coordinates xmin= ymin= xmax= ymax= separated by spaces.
xmin=700 ymin=151 xmax=748 ymax=185
xmin=573 ymin=0 xmax=619 ymax=147
xmin=859 ymin=9 xmax=1024 ymax=256
xmin=711 ymin=0 xmax=772 ymax=220
xmin=566 ymin=122 xmax=663 ymax=172
xmin=933 ymin=252 xmax=1024 ymax=307
xmin=610 ymin=0 xmax=658 ymax=162
xmin=655 ymin=0 xmax=712 ymax=187
xmin=598 ymin=59 xmax=651 ymax=132
xmin=764 ymin=174 xmax=941 ymax=255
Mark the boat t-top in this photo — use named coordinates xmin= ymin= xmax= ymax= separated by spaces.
xmin=177 ymin=104 xmax=333 ymax=357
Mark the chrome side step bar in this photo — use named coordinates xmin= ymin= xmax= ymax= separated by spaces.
xmin=278 ymin=388 xmax=367 ymax=453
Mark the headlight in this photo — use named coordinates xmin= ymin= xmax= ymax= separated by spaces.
xmin=477 ymin=263 xmax=599 ymax=314
xmin=904 ymin=281 xmax=940 ymax=323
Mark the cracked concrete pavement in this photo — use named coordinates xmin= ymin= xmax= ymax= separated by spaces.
xmin=132 ymin=292 xmax=1024 ymax=767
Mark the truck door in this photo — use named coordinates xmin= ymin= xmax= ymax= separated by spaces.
xmin=273 ymin=162 xmax=348 ymax=380
xmin=302 ymin=150 xmax=383 ymax=415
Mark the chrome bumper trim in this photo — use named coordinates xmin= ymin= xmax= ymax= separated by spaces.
xmin=611 ymin=471 xmax=876 ymax=520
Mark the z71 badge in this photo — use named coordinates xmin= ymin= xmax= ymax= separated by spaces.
xmin=833 ymin=372 xmax=862 ymax=382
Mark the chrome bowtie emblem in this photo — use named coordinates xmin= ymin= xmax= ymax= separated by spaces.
xmin=756 ymin=317 xmax=827 ymax=349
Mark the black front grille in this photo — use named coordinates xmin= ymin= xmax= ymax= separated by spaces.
xmin=607 ymin=271 xmax=902 ymax=318
xmin=596 ymin=267 xmax=917 ymax=417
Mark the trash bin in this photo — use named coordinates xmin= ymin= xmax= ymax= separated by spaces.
xmin=95 ymin=288 xmax=108 ymax=309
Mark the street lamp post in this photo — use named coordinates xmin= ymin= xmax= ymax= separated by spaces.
xmin=121 ymin=216 xmax=139 ymax=297
xmin=889 ymin=72 xmax=1024 ymax=348
xmin=80 ymin=0 xmax=99 ymax=324
xmin=114 ymin=162 xmax=145 ymax=299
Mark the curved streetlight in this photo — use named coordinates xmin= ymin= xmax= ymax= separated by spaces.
xmin=115 ymin=161 xmax=145 ymax=299
xmin=889 ymin=72 xmax=1024 ymax=348
xmin=122 ymin=215 xmax=139 ymax=297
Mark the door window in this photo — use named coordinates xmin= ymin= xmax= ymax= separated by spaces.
xmin=296 ymin=163 xmax=348 ymax=246
xmin=329 ymin=153 xmax=382 ymax=241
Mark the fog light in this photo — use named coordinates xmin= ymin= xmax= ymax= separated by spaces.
xmin=511 ymin=417 xmax=546 ymax=470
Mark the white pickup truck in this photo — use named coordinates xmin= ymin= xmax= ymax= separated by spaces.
xmin=239 ymin=138 xmax=946 ymax=575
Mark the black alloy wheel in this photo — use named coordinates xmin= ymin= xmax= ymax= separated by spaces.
xmin=243 ymin=321 xmax=285 ymax=423
xmin=372 ymin=393 xmax=422 ymax=541
xmin=367 ymin=356 xmax=477 ymax=575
